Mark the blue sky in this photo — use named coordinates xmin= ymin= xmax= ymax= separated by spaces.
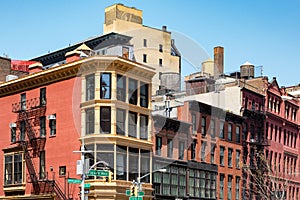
xmin=1 ymin=0 xmax=299 ymax=86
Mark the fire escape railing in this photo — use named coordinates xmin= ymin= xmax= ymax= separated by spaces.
xmin=12 ymin=97 xmax=70 ymax=199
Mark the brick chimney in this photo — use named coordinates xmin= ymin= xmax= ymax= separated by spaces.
xmin=65 ymin=50 xmax=81 ymax=63
xmin=28 ymin=62 xmax=43 ymax=74
xmin=214 ymin=46 xmax=224 ymax=76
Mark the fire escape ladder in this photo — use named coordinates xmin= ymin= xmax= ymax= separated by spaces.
xmin=22 ymin=112 xmax=39 ymax=152
xmin=22 ymin=141 xmax=40 ymax=194
xmin=50 ymin=180 xmax=69 ymax=200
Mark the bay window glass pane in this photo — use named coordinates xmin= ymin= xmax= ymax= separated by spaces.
xmin=4 ymin=155 xmax=13 ymax=185
xmin=129 ymin=148 xmax=138 ymax=181
xmin=140 ymin=115 xmax=148 ymax=140
xmin=86 ymin=74 xmax=95 ymax=101
xmin=116 ymin=109 xmax=125 ymax=135
xmin=100 ymin=107 xmax=111 ymax=133
xmin=140 ymin=82 xmax=149 ymax=108
xmin=100 ymin=73 xmax=111 ymax=99
xmin=117 ymin=75 xmax=126 ymax=102
xmin=86 ymin=108 xmax=94 ymax=134
xmin=128 ymin=112 xmax=137 ymax=138
xmin=129 ymin=78 xmax=137 ymax=105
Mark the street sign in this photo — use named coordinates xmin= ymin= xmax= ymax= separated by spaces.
xmin=129 ymin=197 xmax=142 ymax=200
xmin=84 ymin=183 xmax=91 ymax=189
xmin=138 ymin=191 xmax=145 ymax=196
xmin=68 ymin=178 xmax=81 ymax=184
xmin=88 ymin=170 xmax=109 ymax=176
xmin=126 ymin=189 xmax=131 ymax=196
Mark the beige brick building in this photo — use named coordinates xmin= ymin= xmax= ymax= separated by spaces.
xmin=103 ymin=4 xmax=181 ymax=95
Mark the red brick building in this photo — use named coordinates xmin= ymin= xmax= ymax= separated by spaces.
xmin=175 ymin=100 xmax=244 ymax=200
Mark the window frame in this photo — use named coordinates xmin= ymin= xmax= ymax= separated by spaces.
xmin=140 ymin=82 xmax=149 ymax=108
xmin=140 ymin=115 xmax=148 ymax=140
xmin=100 ymin=107 xmax=111 ymax=134
xmin=100 ymin=73 xmax=111 ymax=99
xmin=116 ymin=109 xmax=126 ymax=135
xmin=86 ymin=74 xmax=95 ymax=101
xmin=117 ymin=74 xmax=126 ymax=102
xmin=128 ymin=112 xmax=137 ymax=138
xmin=85 ymin=108 xmax=94 ymax=135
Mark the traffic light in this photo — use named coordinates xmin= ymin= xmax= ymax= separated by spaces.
xmin=130 ymin=185 xmax=135 ymax=196
xmin=107 ymin=171 xmax=113 ymax=182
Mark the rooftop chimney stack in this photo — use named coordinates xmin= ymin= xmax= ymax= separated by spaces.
xmin=214 ymin=46 xmax=224 ymax=77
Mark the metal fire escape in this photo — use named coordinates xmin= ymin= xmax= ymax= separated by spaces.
xmin=12 ymin=97 xmax=69 ymax=200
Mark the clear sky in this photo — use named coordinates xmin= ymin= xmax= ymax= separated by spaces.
xmin=1 ymin=0 xmax=299 ymax=86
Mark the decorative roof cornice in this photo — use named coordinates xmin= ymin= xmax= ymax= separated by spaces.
xmin=0 ymin=56 xmax=155 ymax=98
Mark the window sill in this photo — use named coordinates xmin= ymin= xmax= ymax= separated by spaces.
xmin=3 ymin=184 xmax=25 ymax=191
xmin=49 ymin=135 xmax=56 ymax=138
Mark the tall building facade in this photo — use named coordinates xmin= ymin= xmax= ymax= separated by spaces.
xmin=103 ymin=4 xmax=181 ymax=95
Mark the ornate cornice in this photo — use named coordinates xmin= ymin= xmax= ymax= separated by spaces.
xmin=0 ymin=56 xmax=155 ymax=98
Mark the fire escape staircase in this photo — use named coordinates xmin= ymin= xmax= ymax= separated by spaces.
xmin=12 ymin=97 xmax=69 ymax=200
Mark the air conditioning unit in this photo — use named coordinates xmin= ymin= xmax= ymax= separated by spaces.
xmin=9 ymin=122 xmax=17 ymax=128
xmin=48 ymin=114 xmax=56 ymax=120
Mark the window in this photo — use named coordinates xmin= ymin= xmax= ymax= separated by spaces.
xmin=100 ymin=107 xmax=111 ymax=133
xmin=40 ymin=116 xmax=46 ymax=137
xmin=129 ymin=78 xmax=138 ymax=105
xmin=220 ymin=146 xmax=225 ymax=166
xmin=122 ymin=46 xmax=129 ymax=59
xmin=128 ymin=112 xmax=137 ymax=138
xmin=201 ymin=142 xmax=206 ymax=162
xmin=143 ymin=54 xmax=147 ymax=63
xmin=159 ymin=44 xmax=163 ymax=52
xmin=140 ymin=115 xmax=148 ymax=140
xmin=210 ymin=119 xmax=215 ymax=138
xmin=117 ymin=74 xmax=126 ymax=102
xmin=21 ymin=93 xmax=26 ymax=110
xmin=200 ymin=172 xmax=205 ymax=197
xmin=49 ymin=114 xmax=56 ymax=136
xmin=236 ymin=150 xmax=241 ymax=169
xmin=4 ymin=153 xmax=23 ymax=185
xmin=219 ymin=121 xmax=224 ymax=139
xmin=228 ymin=123 xmax=232 ymax=141
xmin=191 ymin=140 xmax=196 ymax=160
xmin=228 ymin=148 xmax=233 ymax=167
xmin=167 ymin=139 xmax=173 ymax=158
xmin=11 ymin=126 xmax=16 ymax=143
xmin=40 ymin=151 xmax=45 ymax=179
xmin=141 ymin=150 xmax=150 ymax=183
xmin=86 ymin=74 xmax=95 ymax=101
xmin=236 ymin=177 xmax=240 ymax=200
xmin=201 ymin=116 xmax=206 ymax=136
xmin=129 ymin=148 xmax=139 ymax=181
xmin=140 ymin=82 xmax=149 ymax=108
xmin=220 ymin=174 xmax=224 ymax=199
xmin=159 ymin=58 xmax=163 ymax=66
xmin=156 ymin=136 xmax=162 ymax=156
xmin=179 ymin=141 xmax=185 ymax=160
xmin=40 ymin=88 xmax=46 ymax=106
xmin=116 ymin=109 xmax=125 ymax=135
xmin=85 ymin=108 xmax=94 ymax=135
xmin=20 ymin=121 xmax=26 ymax=141
xmin=143 ymin=39 xmax=147 ymax=47
xmin=192 ymin=114 xmax=196 ymax=132
xmin=228 ymin=175 xmax=232 ymax=200
xmin=116 ymin=145 xmax=127 ymax=180
xmin=59 ymin=166 xmax=66 ymax=176
xmin=100 ymin=73 xmax=111 ymax=99
xmin=210 ymin=145 xmax=215 ymax=164
xmin=236 ymin=125 xmax=240 ymax=143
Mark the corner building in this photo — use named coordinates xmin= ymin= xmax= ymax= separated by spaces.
xmin=0 ymin=55 xmax=155 ymax=200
